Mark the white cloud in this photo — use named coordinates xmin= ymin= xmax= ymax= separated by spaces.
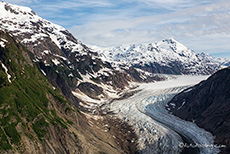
xmin=121 ymin=0 xmax=220 ymax=10
xmin=33 ymin=0 xmax=113 ymax=10
xmin=4 ymin=0 xmax=38 ymax=4
xmin=3 ymin=0 xmax=230 ymax=57
xmin=69 ymin=0 xmax=230 ymax=58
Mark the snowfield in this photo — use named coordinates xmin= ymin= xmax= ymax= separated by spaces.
xmin=107 ymin=75 xmax=219 ymax=154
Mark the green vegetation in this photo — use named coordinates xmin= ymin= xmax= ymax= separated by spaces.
xmin=0 ymin=127 xmax=12 ymax=150
xmin=4 ymin=123 xmax=21 ymax=145
xmin=49 ymin=90 xmax=68 ymax=105
xmin=65 ymin=106 xmax=73 ymax=113
xmin=32 ymin=118 xmax=49 ymax=140
xmin=0 ymin=70 xmax=9 ymax=87
xmin=65 ymin=118 xmax=74 ymax=125
xmin=0 ymin=31 xmax=76 ymax=150
xmin=50 ymin=109 xmax=68 ymax=129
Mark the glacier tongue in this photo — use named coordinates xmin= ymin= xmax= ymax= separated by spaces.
xmin=107 ymin=75 xmax=219 ymax=153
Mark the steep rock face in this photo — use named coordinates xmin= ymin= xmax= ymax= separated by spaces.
xmin=167 ymin=67 xmax=230 ymax=153
xmin=0 ymin=30 xmax=138 ymax=154
xmin=96 ymin=38 xmax=229 ymax=75
xmin=0 ymin=30 xmax=83 ymax=153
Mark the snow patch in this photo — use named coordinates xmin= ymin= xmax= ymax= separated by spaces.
xmin=0 ymin=38 xmax=8 ymax=48
xmin=53 ymin=54 xmax=67 ymax=61
xmin=177 ymin=101 xmax=185 ymax=110
xmin=184 ymin=88 xmax=193 ymax=93
xmin=40 ymin=69 xmax=46 ymax=76
xmin=52 ymin=59 xmax=60 ymax=65
xmin=0 ymin=61 xmax=11 ymax=83
xmin=170 ymin=103 xmax=176 ymax=108
xmin=0 ymin=41 xmax=5 ymax=48
xmin=68 ymin=73 xmax=73 ymax=77
xmin=43 ymin=50 xmax=51 ymax=54
xmin=22 ymin=33 xmax=48 ymax=43
xmin=49 ymin=33 xmax=61 ymax=48
xmin=72 ymin=91 xmax=103 ymax=104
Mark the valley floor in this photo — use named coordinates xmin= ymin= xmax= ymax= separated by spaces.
xmin=106 ymin=75 xmax=220 ymax=154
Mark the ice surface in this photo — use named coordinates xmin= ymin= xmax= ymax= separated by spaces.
xmin=107 ymin=75 xmax=219 ymax=153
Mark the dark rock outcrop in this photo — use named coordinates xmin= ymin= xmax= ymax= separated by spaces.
xmin=78 ymin=82 xmax=104 ymax=99
xmin=167 ymin=67 xmax=230 ymax=153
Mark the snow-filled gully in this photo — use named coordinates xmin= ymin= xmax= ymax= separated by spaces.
xmin=108 ymin=75 xmax=219 ymax=154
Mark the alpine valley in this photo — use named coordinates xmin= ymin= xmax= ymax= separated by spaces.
xmin=0 ymin=1 xmax=229 ymax=154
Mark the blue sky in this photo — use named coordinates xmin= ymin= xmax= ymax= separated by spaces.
xmin=3 ymin=0 xmax=230 ymax=58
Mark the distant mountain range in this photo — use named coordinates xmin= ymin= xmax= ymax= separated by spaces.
xmin=93 ymin=39 xmax=229 ymax=75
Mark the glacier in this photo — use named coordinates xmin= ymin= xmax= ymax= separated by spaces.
xmin=106 ymin=75 xmax=219 ymax=154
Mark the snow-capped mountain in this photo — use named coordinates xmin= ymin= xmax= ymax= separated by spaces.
xmin=96 ymin=38 xmax=229 ymax=75
xmin=0 ymin=2 xmax=88 ymax=56
xmin=0 ymin=2 xmax=117 ymax=105
xmin=0 ymin=2 xmax=164 ymax=110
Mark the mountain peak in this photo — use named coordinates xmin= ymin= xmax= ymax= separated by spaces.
xmin=162 ymin=38 xmax=178 ymax=43
xmin=157 ymin=38 xmax=189 ymax=53
xmin=0 ymin=1 xmax=35 ymax=17
xmin=95 ymin=39 xmax=229 ymax=75
xmin=0 ymin=2 xmax=86 ymax=56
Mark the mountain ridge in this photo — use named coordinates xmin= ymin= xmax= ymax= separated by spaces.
xmin=94 ymin=38 xmax=229 ymax=75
